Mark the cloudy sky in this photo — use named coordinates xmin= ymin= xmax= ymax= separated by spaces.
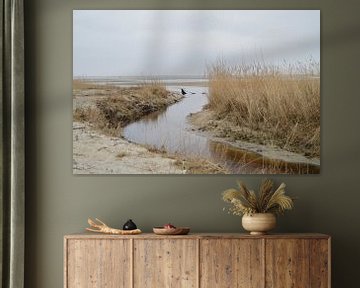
xmin=73 ymin=10 xmax=320 ymax=76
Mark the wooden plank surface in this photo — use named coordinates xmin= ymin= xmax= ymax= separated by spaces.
xmin=265 ymin=239 xmax=310 ymax=288
xmin=65 ymin=233 xmax=330 ymax=240
xmin=66 ymin=239 xmax=131 ymax=288
xmin=200 ymin=239 xmax=264 ymax=288
xmin=310 ymin=239 xmax=330 ymax=288
xmin=64 ymin=234 xmax=331 ymax=288
xmin=133 ymin=239 xmax=197 ymax=288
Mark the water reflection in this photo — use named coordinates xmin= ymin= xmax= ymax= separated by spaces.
xmin=123 ymin=84 xmax=319 ymax=174
xmin=124 ymin=86 xmax=212 ymax=157
xmin=208 ymin=141 xmax=320 ymax=174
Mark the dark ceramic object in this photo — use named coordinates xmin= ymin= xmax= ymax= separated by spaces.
xmin=123 ymin=219 xmax=137 ymax=230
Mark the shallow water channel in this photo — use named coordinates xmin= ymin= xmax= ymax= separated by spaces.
xmin=124 ymin=85 xmax=212 ymax=158
xmin=123 ymin=85 xmax=320 ymax=174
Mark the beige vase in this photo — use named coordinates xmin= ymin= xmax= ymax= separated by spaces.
xmin=242 ymin=213 xmax=276 ymax=235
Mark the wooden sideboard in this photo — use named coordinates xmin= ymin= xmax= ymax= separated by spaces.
xmin=64 ymin=233 xmax=330 ymax=288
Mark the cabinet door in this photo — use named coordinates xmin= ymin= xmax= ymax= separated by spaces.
xmin=134 ymin=239 xmax=198 ymax=288
xmin=266 ymin=239 xmax=309 ymax=288
xmin=309 ymin=239 xmax=330 ymax=288
xmin=66 ymin=239 xmax=131 ymax=288
xmin=200 ymin=239 xmax=264 ymax=288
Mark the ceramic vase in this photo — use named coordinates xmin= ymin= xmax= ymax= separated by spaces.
xmin=242 ymin=213 xmax=276 ymax=235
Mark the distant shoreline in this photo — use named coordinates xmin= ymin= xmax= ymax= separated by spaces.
xmin=73 ymin=75 xmax=209 ymax=88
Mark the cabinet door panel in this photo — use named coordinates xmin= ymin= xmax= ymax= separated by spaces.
xmin=310 ymin=239 xmax=330 ymax=288
xmin=200 ymin=239 xmax=264 ymax=288
xmin=265 ymin=239 xmax=310 ymax=288
xmin=66 ymin=239 xmax=131 ymax=288
xmin=134 ymin=239 xmax=198 ymax=288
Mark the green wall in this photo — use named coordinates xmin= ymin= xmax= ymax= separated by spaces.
xmin=24 ymin=0 xmax=360 ymax=287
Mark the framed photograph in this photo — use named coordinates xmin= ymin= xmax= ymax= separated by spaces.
xmin=72 ymin=10 xmax=320 ymax=175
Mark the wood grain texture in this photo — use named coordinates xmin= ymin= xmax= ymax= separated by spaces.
xmin=265 ymin=239 xmax=310 ymax=288
xmin=310 ymin=239 xmax=330 ymax=288
xmin=66 ymin=239 xmax=131 ymax=288
xmin=133 ymin=239 xmax=197 ymax=288
xmin=200 ymin=239 xmax=264 ymax=288
xmin=64 ymin=234 xmax=330 ymax=288
xmin=65 ymin=233 xmax=330 ymax=240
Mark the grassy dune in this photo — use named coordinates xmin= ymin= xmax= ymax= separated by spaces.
xmin=73 ymin=80 xmax=227 ymax=174
xmin=205 ymin=60 xmax=320 ymax=158
xmin=73 ymin=80 xmax=183 ymax=136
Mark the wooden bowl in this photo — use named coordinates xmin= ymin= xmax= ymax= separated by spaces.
xmin=153 ymin=227 xmax=190 ymax=235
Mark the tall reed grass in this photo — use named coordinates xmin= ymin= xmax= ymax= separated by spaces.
xmin=207 ymin=59 xmax=320 ymax=157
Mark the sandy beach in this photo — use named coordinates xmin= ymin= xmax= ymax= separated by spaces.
xmin=73 ymin=122 xmax=183 ymax=174
xmin=72 ymin=82 xmax=184 ymax=174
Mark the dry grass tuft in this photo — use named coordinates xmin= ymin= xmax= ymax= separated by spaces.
xmin=207 ymin=59 xmax=320 ymax=157
xmin=73 ymin=80 xmax=182 ymax=136
xmin=222 ymin=179 xmax=294 ymax=216
xmin=116 ymin=152 xmax=128 ymax=159
xmin=142 ymin=144 xmax=168 ymax=154
xmin=73 ymin=79 xmax=103 ymax=90
xmin=139 ymin=143 xmax=228 ymax=174
xmin=173 ymin=157 xmax=228 ymax=174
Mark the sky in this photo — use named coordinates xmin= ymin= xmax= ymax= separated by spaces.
xmin=73 ymin=10 xmax=320 ymax=76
